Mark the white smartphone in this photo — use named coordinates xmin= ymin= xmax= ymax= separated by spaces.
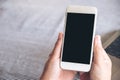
xmin=60 ymin=6 xmax=97 ymax=72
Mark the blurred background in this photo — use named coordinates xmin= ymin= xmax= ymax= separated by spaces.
xmin=0 ymin=0 xmax=120 ymax=80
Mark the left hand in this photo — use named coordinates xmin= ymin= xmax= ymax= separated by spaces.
xmin=40 ymin=33 xmax=76 ymax=80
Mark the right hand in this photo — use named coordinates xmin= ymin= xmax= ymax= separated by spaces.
xmin=80 ymin=35 xmax=112 ymax=80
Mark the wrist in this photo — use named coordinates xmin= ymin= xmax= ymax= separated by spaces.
xmin=40 ymin=75 xmax=55 ymax=80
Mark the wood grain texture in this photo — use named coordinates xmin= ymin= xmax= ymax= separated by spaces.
xmin=109 ymin=55 xmax=120 ymax=80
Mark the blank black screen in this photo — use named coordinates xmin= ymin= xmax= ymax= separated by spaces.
xmin=62 ymin=13 xmax=95 ymax=64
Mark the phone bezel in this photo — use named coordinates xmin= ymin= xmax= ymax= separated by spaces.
xmin=60 ymin=5 xmax=97 ymax=72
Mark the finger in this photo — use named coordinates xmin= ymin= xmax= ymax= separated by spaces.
xmin=94 ymin=35 xmax=103 ymax=51
xmin=93 ymin=35 xmax=112 ymax=66
xmin=94 ymin=35 xmax=111 ymax=59
xmin=93 ymin=35 xmax=105 ymax=63
xmin=52 ymin=32 xmax=63 ymax=59
xmin=79 ymin=72 xmax=89 ymax=80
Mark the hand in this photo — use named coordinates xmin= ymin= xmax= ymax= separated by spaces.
xmin=80 ymin=35 xmax=112 ymax=80
xmin=40 ymin=33 xmax=76 ymax=80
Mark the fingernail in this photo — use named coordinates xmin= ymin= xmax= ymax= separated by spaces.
xmin=97 ymin=35 xmax=101 ymax=43
xmin=58 ymin=32 xmax=62 ymax=40
xmin=95 ymin=35 xmax=102 ymax=47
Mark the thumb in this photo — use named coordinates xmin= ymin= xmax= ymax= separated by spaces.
xmin=51 ymin=33 xmax=63 ymax=59
xmin=93 ymin=35 xmax=104 ymax=64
